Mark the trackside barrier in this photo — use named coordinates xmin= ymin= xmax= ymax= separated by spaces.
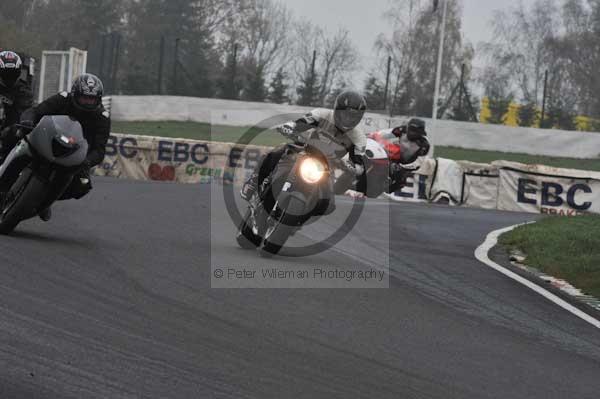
xmin=94 ymin=133 xmax=600 ymax=216
xmin=94 ymin=133 xmax=271 ymax=185
xmin=390 ymin=159 xmax=600 ymax=215
xmin=493 ymin=161 xmax=600 ymax=215
xmin=109 ymin=95 xmax=600 ymax=159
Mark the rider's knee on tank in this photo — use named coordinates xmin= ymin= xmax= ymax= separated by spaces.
xmin=60 ymin=173 xmax=92 ymax=200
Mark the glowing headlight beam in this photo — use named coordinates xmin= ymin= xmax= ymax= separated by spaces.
xmin=299 ymin=158 xmax=325 ymax=184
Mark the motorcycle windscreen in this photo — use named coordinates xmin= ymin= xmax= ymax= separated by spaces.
xmin=27 ymin=115 xmax=89 ymax=167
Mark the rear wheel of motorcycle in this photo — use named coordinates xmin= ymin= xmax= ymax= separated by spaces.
xmin=0 ymin=170 xmax=35 ymax=234
xmin=236 ymin=209 xmax=262 ymax=249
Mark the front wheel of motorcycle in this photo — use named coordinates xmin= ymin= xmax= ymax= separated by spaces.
xmin=236 ymin=208 xmax=262 ymax=249
xmin=259 ymin=198 xmax=305 ymax=258
xmin=0 ymin=169 xmax=37 ymax=234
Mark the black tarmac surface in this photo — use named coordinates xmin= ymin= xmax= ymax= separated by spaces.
xmin=0 ymin=177 xmax=599 ymax=398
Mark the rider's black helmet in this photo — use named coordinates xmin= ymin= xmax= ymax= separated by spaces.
xmin=71 ymin=73 xmax=104 ymax=112
xmin=0 ymin=51 xmax=23 ymax=88
xmin=392 ymin=118 xmax=427 ymax=140
xmin=333 ymin=90 xmax=367 ymax=132
xmin=393 ymin=118 xmax=430 ymax=157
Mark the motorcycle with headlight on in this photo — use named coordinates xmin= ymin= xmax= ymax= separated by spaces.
xmin=236 ymin=128 xmax=347 ymax=257
xmin=0 ymin=115 xmax=88 ymax=234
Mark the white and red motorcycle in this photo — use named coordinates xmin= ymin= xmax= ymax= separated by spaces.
xmin=335 ymin=121 xmax=431 ymax=198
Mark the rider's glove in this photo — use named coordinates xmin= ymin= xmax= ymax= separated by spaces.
xmin=277 ymin=122 xmax=297 ymax=138
xmin=81 ymin=159 xmax=92 ymax=172
xmin=390 ymin=163 xmax=403 ymax=174
xmin=344 ymin=159 xmax=365 ymax=176
xmin=353 ymin=163 xmax=365 ymax=176
xmin=416 ymin=137 xmax=431 ymax=156
xmin=20 ymin=120 xmax=34 ymax=129
xmin=16 ymin=120 xmax=35 ymax=139
xmin=15 ymin=129 xmax=26 ymax=140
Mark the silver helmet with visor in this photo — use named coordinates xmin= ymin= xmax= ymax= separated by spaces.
xmin=333 ymin=90 xmax=367 ymax=132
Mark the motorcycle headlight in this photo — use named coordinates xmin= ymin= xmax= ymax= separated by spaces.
xmin=299 ymin=157 xmax=326 ymax=184
xmin=52 ymin=135 xmax=79 ymax=158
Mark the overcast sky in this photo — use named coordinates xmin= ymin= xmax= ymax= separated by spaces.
xmin=286 ymin=0 xmax=534 ymax=88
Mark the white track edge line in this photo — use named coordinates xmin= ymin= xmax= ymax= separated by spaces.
xmin=474 ymin=222 xmax=600 ymax=330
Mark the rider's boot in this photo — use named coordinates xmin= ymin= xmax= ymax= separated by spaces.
xmin=241 ymin=173 xmax=259 ymax=201
xmin=39 ymin=207 xmax=52 ymax=222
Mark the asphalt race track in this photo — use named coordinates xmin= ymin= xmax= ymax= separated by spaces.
xmin=1 ymin=177 xmax=599 ymax=399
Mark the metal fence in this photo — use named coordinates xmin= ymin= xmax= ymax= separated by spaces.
xmin=37 ymin=48 xmax=87 ymax=103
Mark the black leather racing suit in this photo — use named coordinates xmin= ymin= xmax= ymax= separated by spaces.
xmin=19 ymin=92 xmax=111 ymax=199
xmin=0 ymin=79 xmax=34 ymax=150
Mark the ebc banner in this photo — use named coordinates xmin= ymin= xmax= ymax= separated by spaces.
xmin=498 ymin=166 xmax=600 ymax=215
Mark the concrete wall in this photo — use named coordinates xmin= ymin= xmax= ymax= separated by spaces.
xmin=110 ymin=95 xmax=600 ymax=159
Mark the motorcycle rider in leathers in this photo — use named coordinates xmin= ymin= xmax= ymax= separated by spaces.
xmin=241 ymin=90 xmax=369 ymax=203
xmin=1 ymin=73 xmax=110 ymax=221
xmin=368 ymin=118 xmax=431 ymax=194
xmin=0 ymin=51 xmax=34 ymax=160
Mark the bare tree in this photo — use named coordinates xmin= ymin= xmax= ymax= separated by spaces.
xmin=291 ymin=19 xmax=359 ymax=106
xmin=196 ymin=0 xmax=239 ymax=37
xmin=553 ymin=0 xmax=600 ymax=118
xmin=291 ymin=18 xmax=323 ymax=104
xmin=373 ymin=0 xmax=472 ymax=117
xmin=479 ymin=0 xmax=600 ymax=127
xmin=316 ymin=28 xmax=359 ymax=104
xmin=216 ymin=0 xmax=291 ymax=101
xmin=240 ymin=0 xmax=291 ymax=73
xmin=480 ymin=0 xmax=559 ymax=104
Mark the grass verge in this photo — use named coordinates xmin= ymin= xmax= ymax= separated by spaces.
xmin=435 ymin=146 xmax=600 ymax=172
xmin=112 ymin=121 xmax=600 ymax=171
xmin=112 ymin=121 xmax=282 ymax=146
xmin=499 ymin=216 xmax=600 ymax=298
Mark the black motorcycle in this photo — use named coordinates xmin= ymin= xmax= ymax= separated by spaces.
xmin=0 ymin=115 xmax=88 ymax=233
xmin=236 ymin=129 xmax=348 ymax=257
xmin=0 ymin=101 xmax=5 ymax=128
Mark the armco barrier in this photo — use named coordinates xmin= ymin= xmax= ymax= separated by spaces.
xmin=109 ymin=95 xmax=600 ymax=159
xmin=94 ymin=133 xmax=600 ymax=215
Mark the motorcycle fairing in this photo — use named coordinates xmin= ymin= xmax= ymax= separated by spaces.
xmin=0 ymin=139 xmax=32 ymax=191
xmin=266 ymin=146 xmax=334 ymax=221
xmin=27 ymin=115 xmax=88 ymax=167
